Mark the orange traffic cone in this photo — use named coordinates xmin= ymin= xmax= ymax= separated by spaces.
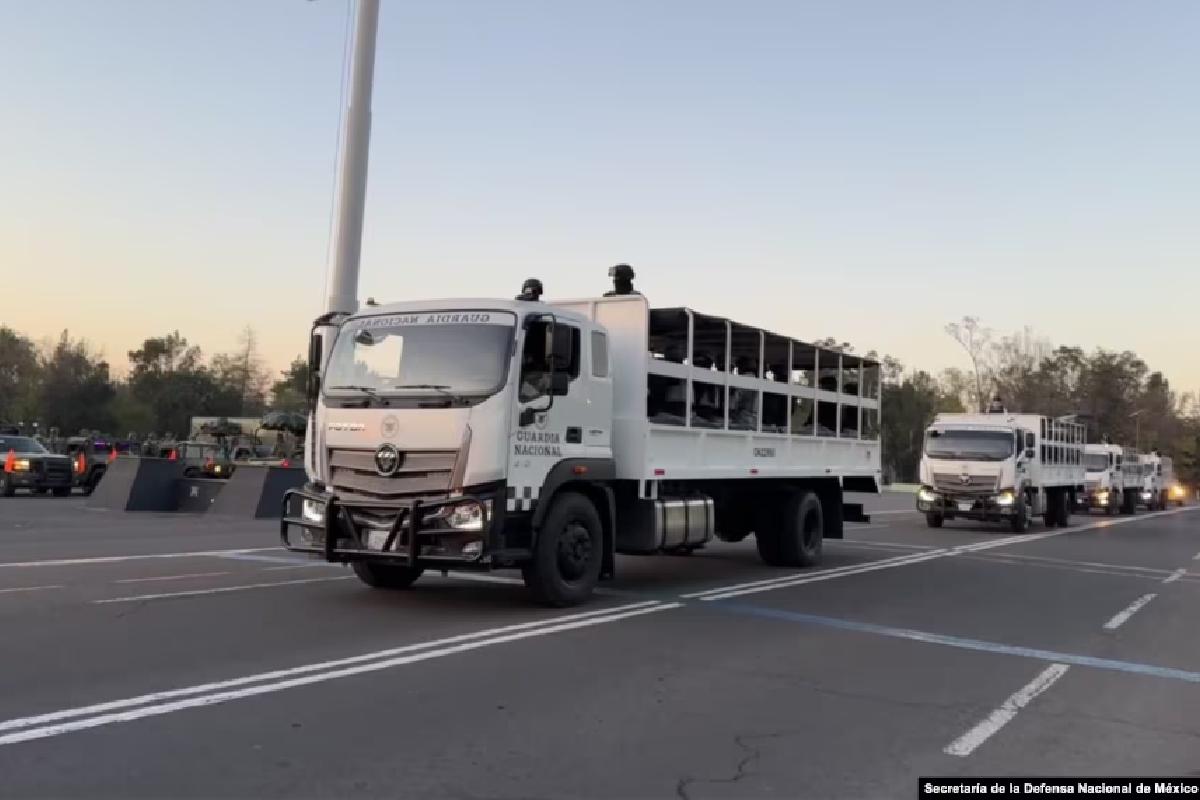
xmin=74 ymin=452 xmax=86 ymax=475
xmin=3 ymin=449 xmax=14 ymax=473
xmin=168 ymin=449 xmax=178 ymax=462
xmin=108 ymin=447 xmax=118 ymax=463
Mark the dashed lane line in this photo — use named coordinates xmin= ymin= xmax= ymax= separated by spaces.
xmin=943 ymin=664 xmax=1070 ymax=757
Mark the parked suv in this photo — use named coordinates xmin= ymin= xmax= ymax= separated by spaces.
xmin=0 ymin=434 xmax=74 ymax=497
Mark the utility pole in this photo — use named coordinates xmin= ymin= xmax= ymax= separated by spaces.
xmin=324 ymin=0 xmax=381 ymax=316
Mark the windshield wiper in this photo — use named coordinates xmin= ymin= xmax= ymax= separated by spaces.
xmin=390 ymin=384 xmax=466 ymax=402
xmin=327 ymin=385 xmax=388 ymax=405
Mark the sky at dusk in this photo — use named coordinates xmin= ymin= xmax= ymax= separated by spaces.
xmin=3 ymin=1 xmax=1198 ymax=394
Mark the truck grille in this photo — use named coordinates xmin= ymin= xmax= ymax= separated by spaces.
xmin=327 ymin=448 xmax=458 ymax=502
xmin=42 ymin=459 xmax=71 ymax=481
xmin=932 ymin=473 xmax=998 ymax=494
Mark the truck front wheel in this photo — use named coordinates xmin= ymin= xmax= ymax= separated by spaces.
xmin=925 ymin=512 xmax=944 ymax=528
xmin=352 ymin=561 xmax=424 ymax=590
xmin=523 ymin=492 xmax=603 ymax=607
xmin=1009 ymin=494 xmax=1031 ymax=532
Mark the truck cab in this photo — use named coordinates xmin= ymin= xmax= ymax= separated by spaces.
xmin=1138 ymin=453 xmax=1175 ymax=510
xmin=284 ymin=297 xmax=615 ymax=604
xmin=916 ymin=413 xmax=1085 ymax=531
xmin=1079 ymin=443 xmax=1140 ymax=515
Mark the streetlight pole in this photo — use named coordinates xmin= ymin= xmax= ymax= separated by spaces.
xmin=324 ymin=0 xmax=381 ymax=317
xmin=1130 ymin=409 xmax=1145 ymax=452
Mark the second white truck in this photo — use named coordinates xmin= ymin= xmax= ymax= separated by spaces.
xmin=916 ymin=411 xmax=1086 ymax=531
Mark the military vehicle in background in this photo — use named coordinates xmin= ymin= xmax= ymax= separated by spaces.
xmin=0 ymin=433 xmax=74 ymax=497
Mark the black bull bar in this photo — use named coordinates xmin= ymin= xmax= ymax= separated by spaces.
xmin=280 ymin=487 xmax=491 ymax=565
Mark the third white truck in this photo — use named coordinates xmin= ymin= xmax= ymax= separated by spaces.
xmin=1079 ymin=442 xmax=1141 ymax=515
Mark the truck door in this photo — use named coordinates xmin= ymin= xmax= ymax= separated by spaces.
xmin=508 ymin=317 xmax=590 ymax=512
xmin=583 ymin=329 xmax=613 ymax=460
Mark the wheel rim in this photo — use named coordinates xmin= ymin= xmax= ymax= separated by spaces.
xmin=556 ymin=519 xmax=593 ymax=582
xmin=802 ymin=508 xmax=821 ymax=549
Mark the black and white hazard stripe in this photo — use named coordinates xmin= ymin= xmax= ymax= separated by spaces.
xmin=505 ymin=485 xmax=540 ymax=513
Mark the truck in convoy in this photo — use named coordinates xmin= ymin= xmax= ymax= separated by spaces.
xmin=916 ymin=410 xmax=1086 ymax=531
xmin=281 ymin=271 xmax=882 ymax=606
xmin=1078 ymin=442 xmax=1142 ymax=515
xmin=1137 ymin=452 xmax=1176 ymax=510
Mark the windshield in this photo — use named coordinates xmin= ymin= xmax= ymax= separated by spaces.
xmin=1084 ymin=453 xmax=1110 ymax=471
xmin=925 ymin=429 xmax=1014 ymax=461
xmin=324 ymin=312 xmax=515 ymax=399
xmin=0 ymin=436 xmax=47 ymax=454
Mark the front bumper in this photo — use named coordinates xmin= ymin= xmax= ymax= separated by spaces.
xmin=5 ymin=469 xmax=72 ymax=489
xmin=280 ymin=485 xmax=498 ymax=568
xmin=916 ymin=489 xmax=1016 ymax=521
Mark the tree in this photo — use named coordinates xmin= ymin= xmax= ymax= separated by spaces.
xmin=881 ymin=369 xmax=963 ymax=483
xmin=211 ymin=327 xmax=270 ymax=416
xmin=0 ymin=326 xmax=41 ymax=424
xmin=270 ymin=357 xmax=311 ymax=412
xmin=38 ymin=331 xmax=116 ymax=434
xmin=126 ymin=331 xmax=224 ymax=437
xmin=945 ymin=316 xmax=992 ymax=411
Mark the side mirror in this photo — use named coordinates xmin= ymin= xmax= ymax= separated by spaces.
xmin=1025 ymin=448 xmax=1036 ymax=460
xmin=550 ymin=372 xmax=570 ymax=396
xmin=1024 ymin=432 xmax=1035 ymax=449
xmin=550 ymin=325 xmax=573 ymax=371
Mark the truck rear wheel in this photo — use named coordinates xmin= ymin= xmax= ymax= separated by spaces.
xmin=757 ymin=490 xmax=822 ymax=567
xmin=352 ymin=561 xmax=424 ymax=590
xmin=1043 ymin=489 xmax=1060 ymax=527
xmin=1121 ymin=490 xmax=1136 ymax=515
xmin=0 ymin=475 xmax=14 ymax=497
xmin=522 ymin=491 xmax=603 ymax=607
xmin=925 ymin=512 xmax=944 ymax=528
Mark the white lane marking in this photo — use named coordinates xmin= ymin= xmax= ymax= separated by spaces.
xmin=1102 ymin=594 xmax=1157 ymax=630
xmin=690 ymin=507 xmax=1194 ymax=602
xmin=0 ymin=600 xmax=661 ymax=736
xmin=844 ymin=523 xmax=892 ymax=531
xmin=984 ymin=552 xmax=1178 ymax=577
xmin=959 ymin=555 xmax=1169 ymax=583
xmin=115 ymin=572 xmax=231 ymax=584
xmin=681 ymin=550 xmax=945 ymax=599
xmin=0 ymin=601 xmax=661 ymax=736
xmin=0 ymin=602 xmax=678 ymax=746
xmin=94 ymin=576 xmax=353 ymax=603
xmin=1162 ymin=569 xmax=1187 ymax=584
xmin=0 ymin=548 xmax=279 ymax=570
xmin=435 ymin=572 xmax=525 ymax=586
xmin=869 ymin=509 xmax=919 ymax=516
xmin=700 ymin=551 xmax=948 ymax=601
xmin=834 ymin=539 xmax=932 ymax=550
xmin=0 ymin=585 xmax=62 ymax=595
xmin=259 ymin=563 xmax=336 ymax=572
xmin=944 ymin=664 xmax=1070 ymax=757
xmin=1193 ymin=552 xmax=1200 ymax=561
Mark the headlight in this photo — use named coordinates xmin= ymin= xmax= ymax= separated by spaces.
xmin=917 ymin=487 xmax=937 ymax=503
xmin=301 ymin=498 xmax=326 ymax=524
xmin=995 ymin=490 xmax=1015 ymax=507
xmin=444 ymin=500 xmax=490 ymax=531
xmin=12 ymin=459 xmax=31 ymax=472
xmin=1170 ymin=485 xmax=1185 ymax=498
xmin=1096 ymin=491 xmax=1109 ymax=504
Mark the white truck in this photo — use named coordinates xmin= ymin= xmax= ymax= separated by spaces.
xmin=1079 ymin=442 xmax=1141 ymax=515
xmin=281 ymin=273 xmax=882 ymax=605
xmin=1137 ymin=452 xmax=1177 ymax=510
xmin=916 ymin=412 xmax=1086 ymax=531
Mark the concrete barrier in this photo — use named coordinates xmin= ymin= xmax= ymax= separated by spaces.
xmin=207 ymin=465 xmax=305 ymax=518
xmin=86 ymin=457 xmax=185 ymax=512
xmin=174 ymin=478 xmax=226 ymax=513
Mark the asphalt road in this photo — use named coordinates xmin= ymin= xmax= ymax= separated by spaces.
xmin=1 ymin=492 xmax=1198 ymax=798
